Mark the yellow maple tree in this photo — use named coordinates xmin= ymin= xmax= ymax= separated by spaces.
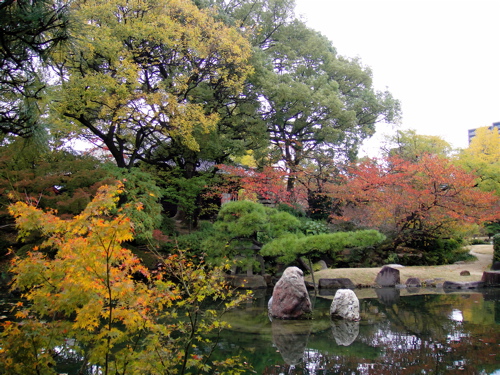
xmin=1 ymin=182 xmax=250 ymax=375
xmin=457 ymin=126 xmax=500 ymax=195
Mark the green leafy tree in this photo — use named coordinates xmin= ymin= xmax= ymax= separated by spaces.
xmin=53 ymin=0 xmax=253 ymax=169
xmin=161 ymin=170 xmax=208 ymax=230
xmin=255 ymin=20 xmax=400 ymax=191
xmin=104 ymin=166 xmax=163 ymax=241
xmin=1 ymin=182 xmax=251 ymax=375
xmin=202 ymin=200 xmax=300 ymax=274
xmin=198 ymin=0 xmax=400 ymax=202
xmin=384 ymin=129 xmax=453 ymax=161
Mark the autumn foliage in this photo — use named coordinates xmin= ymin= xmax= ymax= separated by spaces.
xmin=1 ymin=182 xmax=250 ymax=375
xmin=328 ymin=154 xmax=500 ymax=248
xmin=213 ymin=164 xmax=307 ymax=206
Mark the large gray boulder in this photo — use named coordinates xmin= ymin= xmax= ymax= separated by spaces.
xmin=375 ymin=266 xmax=401 ymax=287
xmin=330 ymin=289 xmax=360 ymax=321
xmin=269 ymin=267 xmax=312 ymax=320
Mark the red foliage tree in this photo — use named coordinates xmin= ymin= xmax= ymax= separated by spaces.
xmin=328 ymin=154 xmax=500 ymax=248
xmin=212 ymin=164 xmax=307 ymax=207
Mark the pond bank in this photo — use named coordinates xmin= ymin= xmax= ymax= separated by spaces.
xmin=306 ymin=244 xmax=495 ymax=291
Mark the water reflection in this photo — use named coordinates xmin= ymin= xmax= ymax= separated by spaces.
xmin=220 ymin=289 xmax=500 ymax=374
xmin=271 ymin=319 xmax=312 ymax=365
xmin=450 ymin=308 xmax=464 ymax=322
xmin=330 ymin=319 xmax=359 ymax=346
xmin=375 ymin=287 xmax=400 ymax=305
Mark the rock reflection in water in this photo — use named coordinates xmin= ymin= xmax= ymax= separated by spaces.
xmin=376 ymin=287 xmax=400 ymax=305
xmin=218 ymin=290 xmax=500 ymax=374
xmin=271 ymin=319 xmax=312 ymax=365
xmin=330 ymin=319 xmax=359 ymax=346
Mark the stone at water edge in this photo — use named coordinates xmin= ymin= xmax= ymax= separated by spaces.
xmin=405 ymin=277 xmax=421 ymax=287
xmin=443 ymin=281 xmax=484 ymax=289
xmin=375 ymin=266 xmax=400 ymax=287
xmin=481 ymin=271 xmax=500 ymax=286
xmin=269 ymin=267 xmax=312 ymax=320
xmin=330 ymin=289 xmax=360 ymax=321
xmin=318 ymin=278 xmax=356 ymax=289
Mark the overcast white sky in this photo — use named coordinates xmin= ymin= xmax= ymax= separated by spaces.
xmin=294 ymin=0 xmax=500 ymax=155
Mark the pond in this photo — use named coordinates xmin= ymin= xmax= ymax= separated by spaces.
xmin=216 ymin=288 xmax=500 ymax=375
xmin=1 ymin=288 xmax=499 ymax=374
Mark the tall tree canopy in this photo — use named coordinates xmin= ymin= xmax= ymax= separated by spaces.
xmin=202 ymin=0 xmax=400 ymax=192
xmin=53 ymin=0 xmax=254 ymax=169
xmin=0 ymin=0 xmax=403 ymax=230
xmin=0 ymin=0 xmax=70 ymax=138
xmin=255 ymin=20 xmax=400 ymax=191
xmin=156 ymin=0 xmax=297 ymax=180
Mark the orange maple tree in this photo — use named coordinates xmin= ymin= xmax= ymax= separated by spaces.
xmin=328 ymin=154 xmax=500 ymax=248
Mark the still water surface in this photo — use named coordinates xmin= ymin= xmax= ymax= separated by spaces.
xmin=217 ymin=289 xmax=500 ymax=375
xmin=1 ymin=289 xmax=498 ymax=374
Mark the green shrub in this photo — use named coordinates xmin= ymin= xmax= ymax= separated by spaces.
xmin=201 ymin=201 xmax=301 ymax=268
xmin=276 ymin=203 xmax=306 ymax=218
xmin=406 ymin=237 xmax=467 ymax=265
xmin=385 ymin=252 xmax=399 ymax=264
xmin=493 ymin=233 xmax=500 ymax=263
xmin=197 ymin=220 xmax=215 ymax=232
xmin=160 ymin=215 xmax=178 ymax=236
xmin=261 ymin=229 xmax=386 ymax=265
xmin=470 ymin=238 xmax=490 ymax=245
xmin=485 ymin=222 xmax=500 ymax=239
xmin=299 ymin=219 xmax=330 ymax=236
xmin=162 ymin=221 xmax=215 ymax=256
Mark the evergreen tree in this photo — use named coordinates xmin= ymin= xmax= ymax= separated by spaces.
xmin=0 ymin=0 xmax=70 ymax=138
